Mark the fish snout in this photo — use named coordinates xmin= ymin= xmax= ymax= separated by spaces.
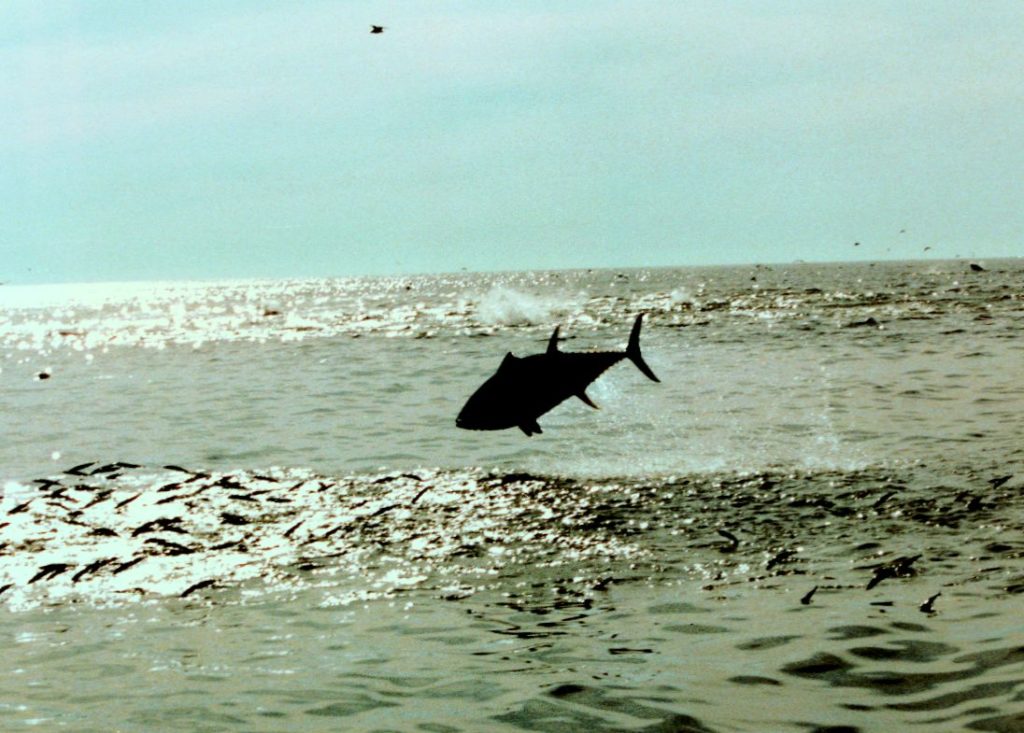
xmin=455 ymin=400 xmax=491 ymax=430
xmin=455 ymin=407 xmax=474 ymax=429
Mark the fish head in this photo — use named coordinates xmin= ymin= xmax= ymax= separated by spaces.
xmin=456 ymin=353 xmax=522 ymax=430
xmin=455 ymin=394 xmax=501 ymax=430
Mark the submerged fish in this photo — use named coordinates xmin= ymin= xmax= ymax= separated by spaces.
xmin=456 ymin=314 xmax=660 ymax=436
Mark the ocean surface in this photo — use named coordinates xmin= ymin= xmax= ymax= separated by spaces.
xmin=1 ymin=260 xmax=1022 ymax=732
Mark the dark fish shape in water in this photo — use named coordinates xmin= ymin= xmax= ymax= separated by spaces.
xmin=456 ymin=314 xmax=660 ymax=436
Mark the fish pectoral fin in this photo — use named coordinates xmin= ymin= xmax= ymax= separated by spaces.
xmin=518 ymin=419 xmax=542 ymax=436
xmin=576 ymin=391 xmax=599 ymax=409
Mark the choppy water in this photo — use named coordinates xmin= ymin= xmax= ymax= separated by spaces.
xmin=1 ymin=260 xmax=1023 ymax=732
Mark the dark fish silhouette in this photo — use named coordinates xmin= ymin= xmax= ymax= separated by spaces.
xmin=456 ymin=314 xmax=659 ymax=436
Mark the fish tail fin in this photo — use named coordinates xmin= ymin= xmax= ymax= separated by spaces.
xmin=626 ymin=313 xmax=660 ymax=382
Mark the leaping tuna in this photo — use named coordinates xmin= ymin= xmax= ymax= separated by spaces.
xmin=456 ymin=314 xmax=660 ymax=436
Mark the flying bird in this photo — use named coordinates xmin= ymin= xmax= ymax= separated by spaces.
xmin=456 ymin=314 xmax=660 ymax=436
xmin=370 ymin=25 xmax=386 ymax=34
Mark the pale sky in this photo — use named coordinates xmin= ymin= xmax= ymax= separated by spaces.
xmin=2 ymin=1 xmax=1023 ymax=284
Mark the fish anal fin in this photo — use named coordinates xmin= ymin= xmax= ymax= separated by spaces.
xmin=577 ymin=391 xmax=599 ymax=409
xmin=518 ymin=420 xmax=542 ymax=436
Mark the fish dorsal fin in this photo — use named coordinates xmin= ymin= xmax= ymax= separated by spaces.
xmin=577 ymin=390 xmax=599 ymax=409
xmin=547 ymin=326 xmax=560 ymax=354
xmin=500 ymin=352 xmax=518 ymax=369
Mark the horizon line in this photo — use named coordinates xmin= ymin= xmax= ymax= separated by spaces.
xmin=2 ymin=254 xmax=1018 ymax=289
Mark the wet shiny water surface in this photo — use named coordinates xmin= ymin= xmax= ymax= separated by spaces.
xmin=2 ymin=260 xmax=1023 ymax=731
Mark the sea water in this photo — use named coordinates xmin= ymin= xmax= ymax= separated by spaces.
xmin=0 ymin=261 xmax=1022 ymax=732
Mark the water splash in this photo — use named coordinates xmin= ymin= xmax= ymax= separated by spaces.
xmin=474 ymin=286 xmax=576 ymax=327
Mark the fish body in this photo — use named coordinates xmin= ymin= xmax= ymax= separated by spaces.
xmin=456 ymin=314 xmax=659 ymax=436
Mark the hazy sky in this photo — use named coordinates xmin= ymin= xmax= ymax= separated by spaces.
xmin=3 ymin=2 xmax=1022 ymax=284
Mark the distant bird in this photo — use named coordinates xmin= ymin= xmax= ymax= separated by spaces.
xmin=370 ymin=25 xmax=386 ymax=34
xmin=853 ymin=242 xmax=860 ymax=247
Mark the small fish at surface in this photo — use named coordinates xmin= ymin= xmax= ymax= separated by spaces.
xmin=29 ymin=563 xmax=74 ymax=584
xmin=64 ymin=462 xmax=95 ymax=476
xmin=180 ymin=579 xmax=217 ymax=598
xmin=866 ymin=554 xmax=921 ymax=590
xmin=456 ymin=314 xmax=660 ymax=436
xmin=717 ymin=529 xmax=739 ymax=552
xmin=766 ymin=548 xmax=797 ymax=571
xmin=920 ymin=591 xmax=941 ymax=613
